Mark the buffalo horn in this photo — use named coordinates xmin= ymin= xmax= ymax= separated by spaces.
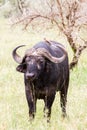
xmin=36 ymin=47 xmax=67 ymax=63
xmin=12 ymin=45 xmax=25 ymax=64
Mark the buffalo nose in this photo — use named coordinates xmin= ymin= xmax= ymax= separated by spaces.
xmin=26 ymin=73 xmax=35 ymax=79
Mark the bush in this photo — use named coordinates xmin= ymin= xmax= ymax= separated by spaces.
xmin=0 ymin=1 xmax=15 ymax=17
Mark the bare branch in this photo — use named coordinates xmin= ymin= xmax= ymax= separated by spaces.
xmin=56 ymin=0 xmax=66 ymax=28
xmin=65 ymin=1 xmax=79 ymax=28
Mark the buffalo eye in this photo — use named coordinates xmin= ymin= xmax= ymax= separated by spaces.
xmin=37 ymin=58 xmax=45 ymax=70
xmin=38 ymin=59 xmax=44 ymax=65
xmin=37 ymin=57 xmax=44 ymax=63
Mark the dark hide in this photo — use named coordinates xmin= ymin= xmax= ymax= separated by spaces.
xmin=13 ymin=41 xmax=69 ymax=121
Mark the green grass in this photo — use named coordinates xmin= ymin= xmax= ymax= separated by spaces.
xmin=0 ymin=17 xmax=87 ymax=130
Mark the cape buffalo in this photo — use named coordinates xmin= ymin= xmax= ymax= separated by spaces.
xmin=12 ymin=40 xmax=69 ymax=122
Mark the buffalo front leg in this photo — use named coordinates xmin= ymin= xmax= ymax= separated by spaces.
xmin=44 ymin=93 xmax=55 ymax=122
xmin=24 ymin=79 xmax=37 ymax=121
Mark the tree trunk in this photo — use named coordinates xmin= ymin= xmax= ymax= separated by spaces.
xmin=66 ymin=34 xmax=87 ymax=70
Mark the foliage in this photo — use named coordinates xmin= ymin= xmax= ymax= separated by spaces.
xmin=0 ymin=1 xmax=16 ymax=17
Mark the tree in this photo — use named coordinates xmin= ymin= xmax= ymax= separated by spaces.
xmin=11 ymin=0 xmax=87 ymax=69
xmin=14 ymin=0 xmax=30 ymax=14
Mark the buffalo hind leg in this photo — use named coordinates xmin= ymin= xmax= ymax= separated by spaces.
xmin=60 ymin=86 xmax=68 ymax=118
xmin=44 ymin=94 xmax=55 ymax=122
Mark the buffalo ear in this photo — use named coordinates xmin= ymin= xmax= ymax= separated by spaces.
xmin=16 ymin=64 xmax=26 ymax=73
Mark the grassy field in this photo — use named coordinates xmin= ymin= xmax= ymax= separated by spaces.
xmin=0 ymin=17 xmax=87 ymax=130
